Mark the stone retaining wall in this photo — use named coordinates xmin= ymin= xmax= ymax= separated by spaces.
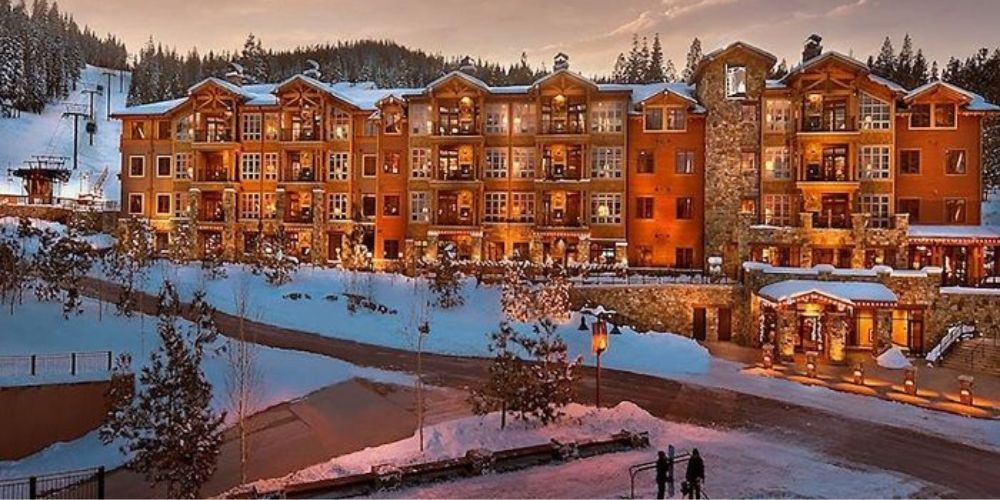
xmin=930 ymin=290 xmax=1000 ymax=345
xmin=0 ymin=204 xmax=118 ymax=233
xmin=570 ymin=283 xmax=745 ymax=342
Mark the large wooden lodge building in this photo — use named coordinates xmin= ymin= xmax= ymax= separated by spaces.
xmin=114 ymin=35 xmax=1000 ymax=288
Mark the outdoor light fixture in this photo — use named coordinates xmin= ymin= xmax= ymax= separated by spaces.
xmin=805 ymin=351 xmax=818 ymax=378
xmin=577 ymin=315 xmax=589 ymax=331
xmin=762 ymin=343 xmax=774 ymax=369
xmin=853 ymin=363 xmax=865 ymax=385
xmin=904 ymin=366 xmax=917 ymax=395
xmin=591 ymin=319 xmax=609 ymax=408
xmin=958 ymin=375 xmax=974 ymax=405
xmin=610 ymin=323 xmax=622 ymax=335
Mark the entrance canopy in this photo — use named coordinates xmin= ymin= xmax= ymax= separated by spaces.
xmin=908 ymin=225 xmax=1000 ymax=245
xmin=757 ymin=279 xmax=897 ymax=307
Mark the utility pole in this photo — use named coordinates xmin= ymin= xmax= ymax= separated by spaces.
xmin=102 ymin=70 xmax=115 ymax=121
xmin=62 ymin=104 xmax=89 ymax=170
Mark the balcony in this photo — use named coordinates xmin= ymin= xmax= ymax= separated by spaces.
xmin=193 ymin=129 xmax=234 ymax=144
xmin=280 ymin=128 xmax=323 ymax=142
xmin=199 ymin=205 xmax=225 ymax=223
xmin=195 ymin=168 xmax=231 ymax=183
xmin=283 ymin=167 xmax=318 ymax=183
xmin=437 ymin=165 xmax=478 ymax=182
xmin=542 ymin=164 xmax=582 ymax=181
xmin=539 ymin=212 xmax=584 ymax=228
xmin=284 ymin=207 xmax=314 ymax=224
xmin=539 ymin=119 xmax=586 ymax=136
xmin=435 ymin=120 xmax=480 ymax=137
xmin=812 ymin=212 xmax=852 ymax=229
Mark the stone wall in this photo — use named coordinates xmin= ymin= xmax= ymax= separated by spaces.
xmin=929 ymin=290 xmax=1000 ymax=345
xmin=0 ymin=203 xmax=118 ymax=233
xmin=570 ymin=283 xmax=744 ymax=341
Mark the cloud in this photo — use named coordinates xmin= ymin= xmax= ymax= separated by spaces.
xmin=607 ymin=10 xmax=659 ymax=37
xmin=662 ymin=0 xmax=739 ymax=19
xmin=826 ymin=0 xmax=869 ymax=17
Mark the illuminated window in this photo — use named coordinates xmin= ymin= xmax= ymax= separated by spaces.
xmin=764 ymin=147 xmax=790 ymax=179
xmin=410 ymin=192 xmax=429 ymax=222
xmin=763 ymin=194 xmax=792 ymax=226
xmin=590 ymin=193 xmax=623 ymax=224
xmin=484 ymin=192 xmax=508 ymax=222
xmin=591 ymin=147 xmax=623 ymax=178
xmin=590 ymin=101 xmax=623 ymax=133
xmin=485 ymin=104 xmax=509 ymax=135
xmin=512 ymin=148 xmax=535 ymax=178
xmin=410 ymin=148 xmax=432 ymax=178
xmin=241 ymin=153 xmax=261 ymax=181
xmin=512 ymin=192 xmax=535 ymax=222
xmin=725 ymin=65 xmax=747 ymax=98
xmin=485 ymin=148 xmax=508 ymax=178
xmin=327 ymin=193 xmax=349 ymax=221
xmin=329 ymin=152 xmax=349 ymax=180
xmin=860 ymin=93 xmax=890 ymax=130
xmin=859 ymin=194 xmax=891 ymax=228
xmin=859 ymin=145 xmax=891 ymax=179
xmin=945 ymin=149 xmax=966 ymax=174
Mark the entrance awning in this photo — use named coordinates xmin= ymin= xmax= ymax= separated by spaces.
xmin=908 ymin=225 xmax=1000 ymax=245
xmin=757 ymin=279 xmax=897 ymax=307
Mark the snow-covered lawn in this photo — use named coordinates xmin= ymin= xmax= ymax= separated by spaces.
xmin=0 ymin=65 xmax=127 ymax=201
xmin=132 ymin=262 xmax=1000 ymax=454
xmin=0 ymin=295 xmax=410 ymax=479
xmin=240 ymin=402 xmax=931 ymax=499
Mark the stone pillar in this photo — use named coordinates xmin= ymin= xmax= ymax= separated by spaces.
xmin=275 ymin=188 xmax=286 ymax=224
xmin=777 ymin=305 xmax=797 ymax=360
xmin=188 ymin=188 xmax=201 ymax=258
xmin=222 ymin=188 xmax=237 ymax=260
xmin=426 ymin=233 xmax=440 ymax=261
xmin=851 ymin=213 xmax=867 ymax=269
xmin=471 ymin=235 xmax=483 ymax=261
xmin=798 ymin=212 xmax=813 ymax=268
xmin=707 ymin=307 xmax=720 ymax=342
xmin=312 ymin=188 xmax=326 ymax=263
xmin=874 ymin=308 xmax=893 ymax=353
xmin=529 ymin=236 xmax=543 ymax=264
xmin=615 ymin=241 xmax=628 ymax=267
xmin=403 ymin=239 xmax=417 ymax=275
xmin=826 ymin=310 xmax=848 ymax=364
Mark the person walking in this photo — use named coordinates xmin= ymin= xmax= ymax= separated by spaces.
xmin=685 ymin=448 xmax=705 ymax=499
xmin=655 ymin=450 xmax=669 ymax=499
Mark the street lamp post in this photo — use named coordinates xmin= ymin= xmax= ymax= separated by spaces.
xmin=591 ymin=318 xmax=609 ymax=408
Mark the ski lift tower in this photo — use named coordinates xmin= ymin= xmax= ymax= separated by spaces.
xmin=62 ymin=103 xmax=90 ymax=170
xmin=10 ymin=155 xmax=72 ymax=205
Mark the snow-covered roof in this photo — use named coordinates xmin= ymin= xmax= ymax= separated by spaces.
xmin=628 ymin=82 xmax=705 ymax=112
xmin=425 ymin=71 xmax=491 ymax=92
xmin=530 ymin=68 xmax=599 ymax=90
xmin=903 ymin=80 xmax=1000 ymax=112
xmin=187 ymin=77 xmax=259 ymax=100
xmin=867 ymin=74 xmax=907 ymax=94
xmin=112 ymin=97 xmax=188 ymax=116
xmin=782 ymin=51 xmax=869 ymax=81
xmin=765 ymin=79 xmax=787 ymax=90
xmin=757 ymin=279 xmax=898 ymax=305
xmin=908 ymin=224 xmax=1000 ymax=241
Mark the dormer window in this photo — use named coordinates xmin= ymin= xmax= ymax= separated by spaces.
xmin=725 ymin=65 xmax=748 ymax=99
xmin=934 ymin=103 xmax=956 ymax=128
xmin=909 ymin=103 xmax=956 ymax=129
xmin=383 ymin=110 xmax=402 ymax=134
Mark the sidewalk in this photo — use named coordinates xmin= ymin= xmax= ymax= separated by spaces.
xmin=704 ymin=341 xmax=1000 ymax=418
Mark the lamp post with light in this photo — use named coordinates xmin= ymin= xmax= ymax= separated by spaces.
xmin=591 ymin=317 xmax=609 ymax=408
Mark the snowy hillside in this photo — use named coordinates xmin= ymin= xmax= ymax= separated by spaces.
xmin=0 ymin=65 xmax=129 ymax=201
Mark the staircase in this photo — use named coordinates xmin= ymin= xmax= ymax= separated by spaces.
xmin=941 ymin=337 xmax=1000 ymax=376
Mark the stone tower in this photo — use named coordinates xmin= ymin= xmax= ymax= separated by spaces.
xmin=690 ymin=42 xmax=776 ymax=276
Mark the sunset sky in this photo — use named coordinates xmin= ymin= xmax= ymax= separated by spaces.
xmin=57 ymin=0 xmax=1000 ymax=77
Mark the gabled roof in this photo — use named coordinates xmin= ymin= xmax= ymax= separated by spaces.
xmin=628 ymin=82 xmax=706 ymax=113
xmin=690 ymin=41 xmax=776 ymax=83
xmin=425 ymin=71 xmax=491 ymax=92
xmin=782 ymin=51 xmax=868 ymax=81
xmin=187 ymin=77 xmax=258 ymax=100
xmin=530 ymin=68 xmax=599 ymax=90
xmin=111 ymin=97 xmax=188 ymax=117
xmin=903 ymin=80 xmax=1000 ymax=111
xmin=757 ymin=279 xmax=898 ymax=306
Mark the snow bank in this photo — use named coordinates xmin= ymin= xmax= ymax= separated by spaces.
xmin=877 ymin=346 xmax=912 ymax=369
xmin=0 ymin=216 xmax=114 ymax=251
xmin=137 ymin=262 xmax=712 ymax=379
xmin=241 ymin=401 xmax=929 ymax=499
xmin=0 ymin=295 xmax=410 ymax=479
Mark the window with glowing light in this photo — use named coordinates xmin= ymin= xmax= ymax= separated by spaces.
xmin=764 ymin=147 xmax=790 ymax=179
xmin=859 ymin=145 xmax=891 ymax=180
xmin=860 ymin=93 xmax=890 ymax=130
xmin=590 ymin=193 xmax=622 ymax=224
xmin=591 ymin=147 xmax=623 ymax=178
xmin=410 ymin=191 xmax=429 ymax=222
xmin=327 ymin=193 xmax=349 ymax=221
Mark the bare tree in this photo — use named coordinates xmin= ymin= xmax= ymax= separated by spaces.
xmin=404 ymin=275 xmax=432 ymax=452
xmin=225 ymin=273 xmax=263 ymax=484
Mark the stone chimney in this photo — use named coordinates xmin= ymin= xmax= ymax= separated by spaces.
xmin=553 ymin=52 xmax=569 ymax=72
xmin=458 ymin=56 xmax=476 ymax=75
xmin=225 ymin=62 xmax=247 ymax=86
xmin=303 ymin=59 xmax=322 ymax=80
xmin=802 ymin=34 xmax=823 ymax=63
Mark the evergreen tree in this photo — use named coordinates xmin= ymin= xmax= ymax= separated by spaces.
xmin=894 ymin=33 xmax=914 ymax=86
xmin=100 ymin=282 xmax=224 ymax=499
xmin=638 ymin=36 xmax=651 ymax=82
xmin=871 ymin=36 xmax=896 ymax=79
xmin=238 ymin=33 xmax=269 ymax=83
xmin=468 ymin=322 xmax=528 ymax=430
xmin=682 ymin=37 xmax=703 ymax=81
xmin=519 ymin=319 xmax=578 ymax=425
xmin=910 ymin=49 xmax=929 ymax=88
xmin=625 ymin=34 xmax=644 ymax=84
xmin=646 ymin=33 xmax=666 ymax=83
xmin=663 ymin=58 xmax=677 ymax=82
xmin=611 ymin=53 xmax=627 ymax=82
xmin=0 ymin=225 xmax=29 ymax=313
xmin=427 ymin=243 xmax=464 ymax=309
xmin=105 ymin=216 xmax=154 ymax=317
xmin=248 ymin=230 xmax=298 ymax=286
xmin=30 ymin=224 xmax=96 ymax=317
xmin=768 ymin=58 xmax=789 ymax=80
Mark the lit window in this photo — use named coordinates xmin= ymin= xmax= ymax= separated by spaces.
xmin=511 ymin=192 xmax=535 ymax=222
xmin=263 ymin=153 xmax=278 ymax=181
xmin=859 ymin=145 xmax=891 ymax=180
xmin=485 ymin=148 xmax=508 ymax=178
xmin=725 ymin=65 xmax=748 ymax=98
xmin=946 ymin=149 xmax=966 ymax=174
xmin=859 ymin=194 xmax=891 ymax=228
xmin=860 ymin=93 xmax=890 ymax=130
xmin=410 ymin=192 xmax=429 ymax=222
xmin=240 ymin=193 xmax=261 ymax=220
xmin=590 ymin=101 xmax=623 ymax=133
xmin=591 ymin=147 xmax=623 ymax=178
xmin=174 ymin=153 xmax=191 ymax=180
xmin=242 ymin=113 xmax=262 ymax=141
xmin=409 ymin=104 xmax=432 ymax=135
xmin=485 ymin=104 xmax=509 ymax=135
xmin=512 ymin=148 xmax=535 ymax=178
xmin=410 ymin=148 xmax=431 ymax=178
xmin=590 ymin=193 xmax=623 ymax=224
xmin=329 ymin=152 xmax=349 ymax=180
xmin=330 ymin=109 xmax=351 ymax=139
xmin=484 ymin=192 xmax=508 ymax=222
xmin=763 ymin=195 xmax=792 ymax=226
xmin=765 ymin=100 xmax=791 ymax=132
xmin=764 ymin=148 xmax=790 ymax=179
xmin=512 ymin=103 xmax=536 ymax=134
xmin=675 ymin=150 xmax=695 ymax=174
xmin=241 ymin=153 xmax=261 ymax=181
xmin=327 ymin=193 xmax=349 ymax=221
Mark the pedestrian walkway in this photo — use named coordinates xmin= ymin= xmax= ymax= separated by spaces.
xmin=704 ymin=342 xmax=999 ymax=418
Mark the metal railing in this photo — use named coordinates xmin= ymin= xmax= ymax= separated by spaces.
xmin=0 ymin=351 xmax=112 ymax=379
xmin=0 ymin=467 xmax=104 ymax=499
xmin=0 ymin=195 xmax=117 ymax=212
xmin=926 ymin=324 xmax=975 ymax=364
xmin=628 ymin=447 xmax=691 ymax=499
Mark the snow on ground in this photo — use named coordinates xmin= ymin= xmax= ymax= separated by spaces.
xmin=876 ymin=346 xmax=912 ymax=369
xmin=0 ymin=216 xmax=115 ymax=251
xmin=0 ymin=295 xmax=411 ymax=479
xmin=240 ymin=402 xmax=931 ymax=499
xmin=0 ymin=65 xmax=128 ymax=201
xmin=130 ymin=262 xmax=1000 ymax=454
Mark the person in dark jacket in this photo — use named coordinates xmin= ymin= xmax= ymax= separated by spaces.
xmin=655 ymin=451 xmax=669 ymax=499
xmin=685 ymin=448 xmax=705 ymax=499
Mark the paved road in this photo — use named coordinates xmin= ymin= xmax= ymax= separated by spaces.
xmin=81 ymin=277 xmax=1000 ymax=497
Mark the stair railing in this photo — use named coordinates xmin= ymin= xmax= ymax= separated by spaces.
xmin=926 ymin=323 xmax=975 ymax=365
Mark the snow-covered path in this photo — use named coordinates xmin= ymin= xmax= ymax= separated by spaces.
xmin=0 ymin=65 xmax=128 ymax=200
